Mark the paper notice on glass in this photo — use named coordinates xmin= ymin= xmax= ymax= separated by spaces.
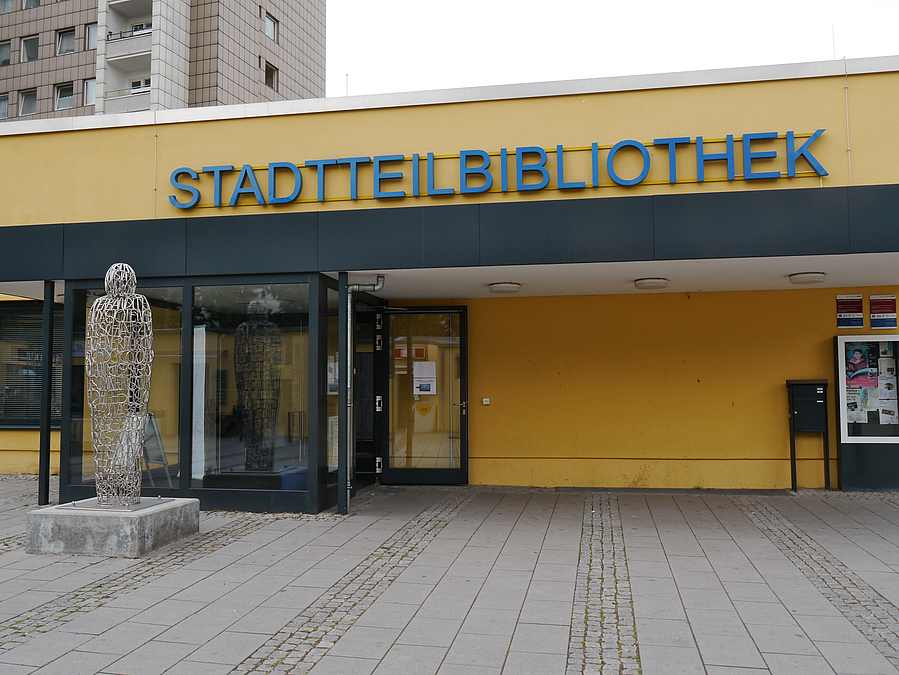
xmin=880 ymin=400 xmax=899 ymax=425
xmin=879 ymin=357 xmax=896 ymax=377
xmin=413 ymin=361 xmax=437 ymax=395
xmin=846 ymin=388 xmax=866 ymax=423
xmin=881 ymin=342 xmax=895 ymax=358
xmin=880 ymin=374 xmax=898 ymax=400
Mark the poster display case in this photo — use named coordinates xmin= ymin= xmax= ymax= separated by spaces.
xmin=835 ymin=335 xmax=899 ymax=443
xmin=834 ymin=334 xmax=899 ymax=490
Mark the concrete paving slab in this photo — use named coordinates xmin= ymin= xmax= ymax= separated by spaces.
xmin=4 ymin=479 xmax=899 ymax=674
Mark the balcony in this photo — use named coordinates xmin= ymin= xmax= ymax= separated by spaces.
xmin=105 ymin=30 xmax=151 ymax=65
xmin=104 ymin=90 xmax=150 ymax=114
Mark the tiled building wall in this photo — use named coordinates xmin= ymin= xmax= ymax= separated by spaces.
xmin=151 ymin=0 xmax=190 ymax=110
xmin=0 ymin=0 xmax=97 ymax=120
xmin=189 ymin=0 xmax=323 ymax=107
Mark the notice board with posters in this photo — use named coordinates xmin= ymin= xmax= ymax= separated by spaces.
xmin=835 ymin=335 xmax=899 ymax=443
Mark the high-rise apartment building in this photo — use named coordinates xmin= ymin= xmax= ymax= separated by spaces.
xmin=0 ymin=0 xmax=324 ymax=120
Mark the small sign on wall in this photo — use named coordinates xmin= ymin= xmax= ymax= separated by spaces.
xmin=871 ymin=295 xmax=898 ymax=330
xmin=837 ymin=294 xmax=863 ymax=328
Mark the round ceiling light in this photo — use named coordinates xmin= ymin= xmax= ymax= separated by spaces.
xmin=488 ymin=282 xmax=522 ymax=294
xmin=634 ymin=277 xmax=669 ymax=290
xmin=789 ymin=272 xmax=826 ymax=285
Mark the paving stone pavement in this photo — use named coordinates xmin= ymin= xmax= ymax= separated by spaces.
xmin=2 ymin=476 xmax=899 ymax=673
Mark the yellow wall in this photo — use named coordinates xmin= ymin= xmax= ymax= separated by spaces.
xmin=399 ymin=285 xmax=897 ymax=490
xmin=0 ymin=70 xmax=897 ymax=227
xmin=0 ymin=430 xmax=60 ymax=474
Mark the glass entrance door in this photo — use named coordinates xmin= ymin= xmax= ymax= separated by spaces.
xmin=380 ymin=308 xmax=467 ymax=484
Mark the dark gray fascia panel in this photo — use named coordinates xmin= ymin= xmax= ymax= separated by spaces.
xmin=186 ymin=212 xmax=319 ymax=276
xmin=63 ymin=219 xmax=187 ymax=279
xmin=0 ymin=223 xmax=63 ymax=281
xmin=422 ymin=204 xmax=480 ymax=268
xmin=479 ymin=196 xmax=654 ymax=266
xmin=847 ymin=184 xmax=899 ymax=253
xmin=318 ymin=207 xmax=424 ymax=270
xmin=653 ymin=187 xmax=850 ymax=260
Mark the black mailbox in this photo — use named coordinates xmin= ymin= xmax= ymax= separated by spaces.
xmin=790 ymin=383 xmax=827 ymax=432
xmin=786 ymin=379 xmax=830 ymax=491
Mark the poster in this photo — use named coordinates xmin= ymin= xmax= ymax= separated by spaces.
xmin=878 ymin=373 xmax=897 ymax=401
xmin=871 ymin=295 xmax=898 ymax=330
xmin=327 ymin=355 xmax=338 ymax=395
xmin=837 ymin=294 xmax=864 ymax=328
xmin=413 ymin=361 xmax=437 ymax=395
xmin=845 ymin=343 xmax=877 ymax=388
xmin=846 ymin=388 xmax=867 ymax=423
xmin=880 ymin=400 xmax=899 ymax=425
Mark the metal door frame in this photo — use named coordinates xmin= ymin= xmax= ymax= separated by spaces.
xmin=377 ymin=306 xmax=468 ymax=485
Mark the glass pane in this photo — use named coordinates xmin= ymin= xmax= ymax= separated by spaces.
xmin=0 ymin=42 xmax=9 ymax=67
xmin=0 ymin=0 xmax=13 ymax=15
xmin=23 ymin=0 xmax=39 ymax=8
xmin=83 ymin=78 xmax=95 ymax=106
xmin=191 ymin=283 xmax=309 ymax=490
xmin=0 ymin=306 xmax=63 ymax=422
xmin=86 ymin=24 xmax=97 ymax=50
xmin=70 ymin=287 xmax=182 ymax=488
xmin=388 ymin=313 xmax=460 ymax=469
xmin=326 ymin=288 xmax=338 ymax=473
xmin=20 ymin=90 xmax=36 ymax=115
xmin=22 ymin=38 xmax=38 ymax=62
xmin=0 ymin=96 xmax=7 ymax=119
xmin=58 ymin=30 xmax=74 ymax=55
xmin=56 ymin=84 xmax=73 ymax=109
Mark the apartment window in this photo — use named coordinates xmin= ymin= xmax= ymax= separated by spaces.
xmin=265 ymin=13 xmax=278 ymax=42
xmin=0 ymin=41 xmax=9 ymax=67
xmin=85 ymin=23 xmax=97 ymax=50
xmin=131 ymin=77 xmax=150 ymax=93
xmin=23 ymin=0 xmax=39 ymax=8
xmin=83 ymin=78 xmax=95 ymax=105
xmin=0 ymin=95 xmax=7 ymax=119
xmin=57 ymin=29 xmax=75 ymax=56
xmin=55 ymin=82 xmax=73 ymax=109
xmin=21 ymin=36 xmax=38 ymax=62
xmin=0 ymin=0 xmax=12 ymax=14
xmin=132 ymin=21 xmax=151 ymax=33
xmin=19 ymin=89 xmax=36 ymax=115
xmin=264 ymin=61 xmax=277 ymax=90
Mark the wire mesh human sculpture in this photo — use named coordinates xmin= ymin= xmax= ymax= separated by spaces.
xmin=85 ymin=263 xmax=154 ymax=506
xmin=234 ymin=298 xmax=281 ymax=471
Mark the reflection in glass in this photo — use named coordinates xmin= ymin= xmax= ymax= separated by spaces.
xmin=192 ymin=283 xmax=309 ymax=490
xmin=70 ymin=287 xmax=182 ymax=489
xmin=389 ymin=313 xmax=461 ymax=469
xmin=235 ymin=299 xmax=281 ymax=470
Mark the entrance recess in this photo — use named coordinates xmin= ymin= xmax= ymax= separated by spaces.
xmin=379 ymin=308 xmax=467 ymax=484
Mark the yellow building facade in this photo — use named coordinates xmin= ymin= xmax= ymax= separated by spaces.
xmin=2 ymin=56 xmax=898 ymax=511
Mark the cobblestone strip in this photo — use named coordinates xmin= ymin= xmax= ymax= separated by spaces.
xmin=231 ymin=490 xmax=477 ymax=675
xmin=568 ymin=493 xmax=641 ymax=675
xmin=734 ymin=495 xmax=899 ymax=668
xmin=0 ymin=511 xmax=341 ymax=653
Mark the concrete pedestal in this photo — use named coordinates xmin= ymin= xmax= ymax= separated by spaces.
xmin=26 ymin=497 xmax=200 ymax=558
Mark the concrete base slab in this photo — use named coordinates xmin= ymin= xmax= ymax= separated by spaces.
xmin=26 ymin=497 xmax=200 ymax=558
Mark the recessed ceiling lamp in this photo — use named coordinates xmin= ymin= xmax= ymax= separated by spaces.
xmin=488 ymin=282 xmax=521 ymax=294
xmin=634 ymin=277 xmax=669 ymax=290
xmin=789 ymin=272 xmax=826 ymax=285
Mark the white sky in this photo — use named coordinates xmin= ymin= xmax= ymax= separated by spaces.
xmin=326 ymin=0 xmax=899 ymax=97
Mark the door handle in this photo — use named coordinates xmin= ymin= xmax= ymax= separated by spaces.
xmin=453 ymin=401 xmax=467 ymax=415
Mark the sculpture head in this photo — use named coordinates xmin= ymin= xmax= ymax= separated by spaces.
xmin=247 ymin=298 xmax=271 ymax=319
xmin=105 ymin=263 xmax=137 ymax=297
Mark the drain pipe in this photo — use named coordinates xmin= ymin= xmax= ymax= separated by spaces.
xmin=345 ymin=275 xmax=384 ymax=509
